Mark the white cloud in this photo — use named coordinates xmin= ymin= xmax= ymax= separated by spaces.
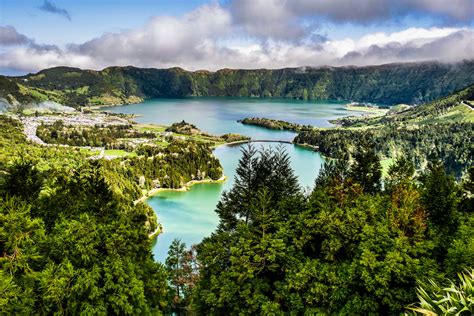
xmin=0 ymin=46 xmax=96 ymax=71
xmin=340 ymin=29 xmax=474 ymax=65
xmin=73 ymin=4 xmax=232 ymax=67
xmin=229 ymin=0 xmax=474 ymax=40
xmin=355 ymin=27 xmax=461 ymax=49
xmin=230 ymin=0 xmax=306 ymax=41
xmin=0 ymin=4 xmax=473 ymax=73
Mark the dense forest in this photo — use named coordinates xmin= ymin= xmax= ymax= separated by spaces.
xmin=168 ymin=145 xmax=474 ymax=314
xmin=112 ymin=141 xmax=223 ymax=189
xmin=295 ymin=85 xmax=474 ymax=177
xmin=295 ymin=122 xmax=473 ymax=177
xmin=0 ymin=114 xmax=229 ymax=314
xmin=36 ymin=121 xmax=156 ymax=148
xmin=1 ymin=68 xmax=473 ymax=314
xmin=0 ymin=116 xmax=168 ymax=314
xmin=335 ymin=84 xmax=474 ymax=127
xmin=1 ymin=111 xmax=473 ymax=314
xmin=239 ymin=117 xmax=313 ymax=132
xmin=1 ymin=61 xmax=474 ymax=107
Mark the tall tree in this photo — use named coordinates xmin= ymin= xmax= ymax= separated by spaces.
xmin=216 ymin=145 xmax=301 ymax=231
xmin=165 ymin=239 xmax=199 ymax=315
xmin=420 ymin=162 xmax=458 ymax=229
xmin=196 ymin=147 xmax=304 ymax=314
xmin=350 ymin=141 xmax=382 ymax=194
xmin=216 ymin=144 xmax=257 ymax=230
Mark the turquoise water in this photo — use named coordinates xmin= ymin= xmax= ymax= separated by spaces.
xmin=148 ymin=143 xmax=323 ymax=261
xmin=106 ymin=98 xmax=360 ymax=261
xmin=104 ymin=97 xmax=362 ymax=141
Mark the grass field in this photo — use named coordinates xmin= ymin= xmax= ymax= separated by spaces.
xmin=104 ymin=149 xmax=137 ymax=157
xmin=134 ymin=124 xmax=167 ymax=133
xmin=345 ymin=105 xmax=389 ymax=116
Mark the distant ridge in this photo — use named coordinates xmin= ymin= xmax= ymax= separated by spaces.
xmin=1 ymin=60 xmax=474 ymax=107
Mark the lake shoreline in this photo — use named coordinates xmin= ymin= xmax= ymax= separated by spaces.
xmin=148 ymin=226 xmax=161 ymax=239
xmin=105 ymin=98 xmax=348 ymax=247
xmin=138 ymin=175 xmax=227 ymax=240
xmin=135 ymin=175 xmax=228 ymax=205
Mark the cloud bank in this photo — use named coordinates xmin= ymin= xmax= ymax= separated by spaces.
xmin=0 ymin=26 xmax=32 ymax=46
xmin=1 ymin=1 xmax=473 ymax=72
xmin=230 ymin=0 xmax=474 ymax=40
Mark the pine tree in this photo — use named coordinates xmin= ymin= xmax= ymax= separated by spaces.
xmin=420 ymin=162 xmax=458 ymax=229
xmin=350 ymin=141 xmax=382 ymax=194
xmin=385 ymin=154 xmax=415 ymax=192
xmin=166 ymin=239 xmax=187 ymax=298
xmin=271 ymin=145 xmax=300 ymax=199
xmin=216 ymin=144 xmax=258 ymax=230
xmin=216 ymin=144 xmax=302 ymax=230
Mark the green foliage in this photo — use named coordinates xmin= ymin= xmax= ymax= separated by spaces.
xmin=292 ymin=85 xmax=474 ymax=179
xmin=0 ymin=68 xmax=473 ymax=314
xmin=165 ymin=120 xmax=199 ymax=135
xmin=36 ymin=122 xmax=155 ymax=148
xmin=420 ymin=163 xmax=458 ymax=230
xmin=121 ymin=140 xmax=223 ymax=189
xmin=407 ymin=269 xmax=474 ymax=315
xmin=350 ymin=141 xmax=382 ymax=194
xmin=216 ymin=144 xmax=300 ymax=231
xmin=0 ymin=116 xmax=169 ymax=314
xmin=387 ymin=155 xmax=416 ymax=186
xmin=3 ymin=62 xmax=474 ymax=107
xmin=0 ymin=75 xmax=37 ymax=105
xmin=1 ymin=158 xmax=44 ymax=202
xmin=444 ymin=216 xmax=474 ymax=278
xmin=346 ymin=84 xmax=474 ymax=127
xmin=195 ymin=145 xmax=471 ymax=314
xmin=239 ymin=117 xmax=313 ymax=132
xmin=196 ymin=146 xmax=303 ymax=314
xmin=34 ymin=120 xmax=225 ymax=193
xmin=295 ymin=122 xmax=473 ymax=178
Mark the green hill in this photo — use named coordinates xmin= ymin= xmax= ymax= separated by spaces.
xmin=388 ymin=84 xmax=474 ymax=124
xmin=338 ymin=84 xmax=474 ymax=127
xmin=2 ymin=61 xmax=474 ymax=107
xmin=295 ymin=86 xmax=474 ymax=176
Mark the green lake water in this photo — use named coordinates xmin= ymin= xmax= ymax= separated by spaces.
xmin=105 ymin=98 xmax=364 ymax=261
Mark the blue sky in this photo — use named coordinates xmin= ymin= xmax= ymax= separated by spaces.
xmin=0 ymin=0 xmax=450 ymax=45
xmin=0 ymin=0 xmax=473 ymax=74
xmin=1 ymin=0 xmax=209 ymax=45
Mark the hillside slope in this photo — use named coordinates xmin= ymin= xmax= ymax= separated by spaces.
xmin=2 ymin=61 xmax=474 ymax=107
xmin=294 ymin=86 xmax=474 ymax=176
xmin=337 ymin=84 xmax=474 ymax=127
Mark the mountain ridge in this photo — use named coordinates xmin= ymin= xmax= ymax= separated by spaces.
xmin=1 ymin=60 xmax=474 ymax=107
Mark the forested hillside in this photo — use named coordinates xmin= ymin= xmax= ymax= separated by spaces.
xmin=336 ymin=83 xmax=474 ymax=126
xmin=187 ymin=145 xmax=473 ymax=314
xmin=1 ymin=66 xmax=473 ymax=315
xmin=1 ymin=103 xmax=472 ymax=314
xmin=292 ymin=85 xmax=474 ymax=177
xmin=0 ymin=116 xmax=168 ymax=313
xmin=2 ymin=61 xmax=474 ymax=107
xmin=0 ymin=114 xmax=229 ymax=313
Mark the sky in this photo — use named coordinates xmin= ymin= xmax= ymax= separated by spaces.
xmin=0 ymin=0 xmax=473 ymax=74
